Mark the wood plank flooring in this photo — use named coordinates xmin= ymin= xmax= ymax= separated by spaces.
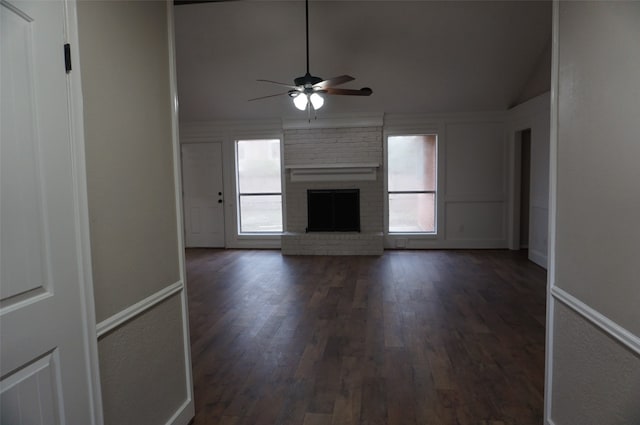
xmin=186 ymin=249 xmax=546 ymax=425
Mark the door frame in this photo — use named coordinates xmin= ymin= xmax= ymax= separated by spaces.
xmin=54 ymin=0 xmax=103 ymax=422
xmin=506 ymin=92 xmax=550 ymax=269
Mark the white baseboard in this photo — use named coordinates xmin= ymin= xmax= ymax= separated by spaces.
xmin=383 ymin=237 xmax=508 ymax=250
xmin=165 ymin=398 xmax=194 ymax=425
xmin=528 ymin=249 xmax=547 ymax=269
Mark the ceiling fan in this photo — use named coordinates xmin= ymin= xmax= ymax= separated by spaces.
xmin=250 ymin=0 xmax=373 ymax=112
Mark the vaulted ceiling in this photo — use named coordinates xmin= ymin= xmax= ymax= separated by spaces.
xmin=174 ymin=1 xmax=551 ymax=122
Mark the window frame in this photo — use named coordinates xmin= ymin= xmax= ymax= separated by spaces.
xmin=234 ymin=138 xmax=284 ymax=235
xmin=385 ymin=133 xmax=439 ymax=236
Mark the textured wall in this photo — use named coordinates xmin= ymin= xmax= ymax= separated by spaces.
xmin=551 ymin=304 xmax=640 ymax=425
xmin=98 ymin=295 xmax=187 ymax=425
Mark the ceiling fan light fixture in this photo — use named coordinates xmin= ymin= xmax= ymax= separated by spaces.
xmin=309 ymin=92 xmax=324 ymax=110
xmin=252 ymin=0 xmax=372 ymax=109
xmin=293 ymin=93 xmax=308 ymax=110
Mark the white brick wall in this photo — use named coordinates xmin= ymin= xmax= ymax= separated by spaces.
xmin=281 ymin=232 xmax=384 ymax=255
xmin=282 ymin=127 xmax=384 ymax=255
xmin=284 ymin=127 xmax=382 ymax=165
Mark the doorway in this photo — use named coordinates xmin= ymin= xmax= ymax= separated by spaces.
xmin=519 ymin=129 xmax=531 ymax=249
xmin=512 ymin=128 xmax=532 ymax=253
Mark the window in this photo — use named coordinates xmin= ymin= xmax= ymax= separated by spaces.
xmin=236 ymin=139 xmax=283 ymax=233
xmin=387 ymin=134 xmax=437 ymax=233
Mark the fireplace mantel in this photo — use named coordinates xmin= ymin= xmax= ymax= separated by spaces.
xmin=285 ymin=163 xmax=379 ymax=182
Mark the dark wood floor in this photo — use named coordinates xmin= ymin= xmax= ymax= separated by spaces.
xmin=186 ymin=249 xmax=546 ymax=425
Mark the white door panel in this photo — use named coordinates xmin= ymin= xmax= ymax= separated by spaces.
xmin=181 ymin=143 xmax=225 ymax=247
xmin=0 ymin=353 xmax=59 ymax=425
xmin=1 ymin=0 xmax=95 ymax=423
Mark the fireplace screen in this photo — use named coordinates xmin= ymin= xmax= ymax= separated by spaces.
xmin=306 ymin=189 xmax=360 ymax=232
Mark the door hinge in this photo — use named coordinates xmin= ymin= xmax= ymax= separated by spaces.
xmin=64 ymin=43 xmax=72 ymax=73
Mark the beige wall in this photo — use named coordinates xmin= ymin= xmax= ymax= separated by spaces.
xmin=78 ymin=0 xmax=180 ymax=322
xmin=77 ymin=1 xmax=192 ymax=424
xmin=555 ymin=0 xmax=640 ymax=335
xmin=549 ymin=2 xmax=640 ymax=424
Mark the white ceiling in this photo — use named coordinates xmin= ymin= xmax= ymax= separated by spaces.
xmin=174 ymin=1 xmax=551 ymax=122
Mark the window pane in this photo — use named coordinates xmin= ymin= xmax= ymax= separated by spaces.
xmin=237 ymin=139 xmax=281 ymax=193
xmin=239 ymin=195 xmax=283 ymax=232
xmin=388 ymin=135 xmax=436 ymax=192
xmin=389 ymin=193 xmax=435 ymax=233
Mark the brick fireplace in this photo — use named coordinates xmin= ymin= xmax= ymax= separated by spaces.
xmin=281 ymin=124 xmax=384 ymax=255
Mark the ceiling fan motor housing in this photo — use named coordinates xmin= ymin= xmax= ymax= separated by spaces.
xmin=294 ymin=72 xmax=323 ymax=88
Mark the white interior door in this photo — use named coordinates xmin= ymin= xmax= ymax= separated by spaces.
xmin=1 ymin=0 xmax=97 ymax=424
xmin=181 ymin=143 xmax=225 ymax=247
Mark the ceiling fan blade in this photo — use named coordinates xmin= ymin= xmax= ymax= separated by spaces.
xmin=257 ymin=79 xmax=298 ymax=89
xmin=248 ymin=92 xmax=290 ymax=101
xmin=325 ymin=87 xmax=373 ymax=96
xmin=313 ymin=75 xmax=355 ymax=89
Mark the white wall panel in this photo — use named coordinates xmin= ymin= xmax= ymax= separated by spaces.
xmin=445 ymin=122 xmax=505 ymax=198
xmin=445 ymin=201 xmax=505 ymax=241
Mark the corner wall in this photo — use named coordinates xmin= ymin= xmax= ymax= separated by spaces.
xmin=77 ymin=1 xmax=193 ymax=424
xmin=547 ymin=2 xmax=640 ymax=424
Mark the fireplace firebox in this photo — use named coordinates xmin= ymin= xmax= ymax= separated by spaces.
xmin=306 ymin=189 xmax=360 ymax=232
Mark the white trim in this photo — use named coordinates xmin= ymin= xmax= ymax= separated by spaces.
xmin=65 ymin=0 xmax=103 ymax=423
xmin=0 ymin=0 xmax=34 ymax=21
xmin=286 ymin=163 xmax=379 ymax=182
xmin=551 ymin=286 xmax=640 ymax=356
xmin=164 ymin=397 xmax=194 ymax=425
xmin=95 ymin=281 xmax=183 ymax=338
xmin=444 ymin=195 xmax=506 ymax=203
xmin=166 ymin=2 xmax=195 ymax=424
xmin=528 ymin=248 xmax=547 ymax=269
xmin=282 ymin=112 xmax=383 ymax=130
xmin=545 ymin=2 xmax=560 ymax=423
xmin=383 ymin=237 xmax=507 ymax=250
